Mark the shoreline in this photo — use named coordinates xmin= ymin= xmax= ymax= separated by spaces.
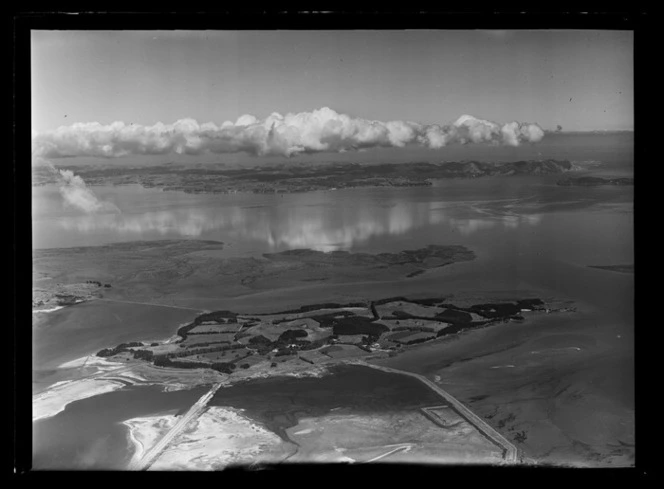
xmin=123 ymin=419 xmax=146 ymax=465
xmin=33 ymin=302 xmax=632 ymax=467
xmin=58 ymin=353 xmax=127 ymax=370
xmin=34 ymin=289 xmax=565 ymax=411
xmin=125 ymin=406 xmax=291 ymax=470
xmin=32 ymin=317 xmax=201 ymax=412
xmin=32 ymin=306 xmax=65 ymax=314
xmin=33 ymin=378 xmax=126 ymax=422
xmin=122 ymin=414 xmax=179 ymax=468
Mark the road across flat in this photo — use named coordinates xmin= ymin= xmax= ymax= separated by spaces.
xmin=363 ymin=444 xmax=414 ymax=463
xmin=128 ymin=360 xmax=517 ymax=469
xmin=349 ymin=360 xmax=519 ymax=463
xmin=128 ymin=383 xmax=222 ymax=471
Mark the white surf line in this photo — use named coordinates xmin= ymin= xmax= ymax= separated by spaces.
xmin=38 ymin=358 xmax=134 ymax=392
xmin=530 ymin=347 xmax=581 ymax=354
xmin=94 ymin=297 xmax=205 ymax=312
xmin=66 ymin=365 xmax=137 ymax=386
xmin=363 ymin=444 xmax=413 ymax=463
xmin=128 ymin=383 xmax=222 ymax=471
xmin=33 ymin=378 xmax=127 ymax=422
xmin=352 ymin=361 xmax=519 ymax=463
xmin=33 ymin=363 xmax=137 ymax=403
xmin=33 ymin=306 xmax=66 ymax=314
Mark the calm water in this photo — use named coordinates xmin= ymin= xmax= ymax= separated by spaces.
xmin=32 ymin=178 xmax=633 ymax=258
xmin=32 ymin=132 xmax=634 ymax=255
xmin=32 ymin=176 xmax=633 ymax=319
xmin=33 ymin=301 xmax=200 ymax=371
xmin=32 ymin=384 xmax=208 ymax=470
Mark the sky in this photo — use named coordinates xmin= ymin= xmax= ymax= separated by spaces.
xmin=31 ymin=30 xmax=633 ymax=162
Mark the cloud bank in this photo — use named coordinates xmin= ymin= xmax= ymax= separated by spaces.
xmin=32 ymin=107 xmax=545 ymax=159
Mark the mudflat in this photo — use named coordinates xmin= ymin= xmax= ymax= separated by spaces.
xmin=32 ymin=240 xmax=475 ymax=310
xmin=370 ymin=310 xmax=634 ymax=466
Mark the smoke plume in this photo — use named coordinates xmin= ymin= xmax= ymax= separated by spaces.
xmin=33 ymin=156 xmax=120 ymax=214
xmin=56 ymin=169 xmax=121 ymax=214
xmin=32 ymin=107 xmax=545 ymax=159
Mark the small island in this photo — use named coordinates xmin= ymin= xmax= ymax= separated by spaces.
xmin=588 ymin=264 xmax=634 ymax=274
xmin=557 ymin=176 xmax=633 ymax=187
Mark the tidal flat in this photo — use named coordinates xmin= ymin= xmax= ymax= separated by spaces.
xmin=371 ymin=309 xmax=634 ymax=466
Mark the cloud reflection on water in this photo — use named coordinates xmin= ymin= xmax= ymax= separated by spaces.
xmin=449 ymin=213 xmax=542 ymax=236
xmin=58 ymin=199 xmax=542 ymax=251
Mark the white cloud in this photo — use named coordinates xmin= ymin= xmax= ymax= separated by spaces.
xmin=32 ymin=107 xmax=545 ymax=159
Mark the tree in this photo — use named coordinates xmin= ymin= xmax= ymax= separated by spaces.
xmin=133 ymin=349 xmax=154 ymax=361
xmin=96 ymin=348 xmax=115 ymax=357
xmin=277 ymin=329 xmax=308 ymax=343
xmin=248 ymin=335 xmax=272 ymax=345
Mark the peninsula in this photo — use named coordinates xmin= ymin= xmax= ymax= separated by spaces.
xmin=557 ymin=176 xmax=634 ymax=187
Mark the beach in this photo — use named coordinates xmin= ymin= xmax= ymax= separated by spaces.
xmin=126 ymin=406 xmax=293 ymax=470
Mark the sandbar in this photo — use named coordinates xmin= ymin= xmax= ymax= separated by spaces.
xmin=58 ymin=354 xmax=125 ymax=371
xmin=146 ymin=407 xmax=293 ymax=470
xmin=33 ymin=378 xmax=125 ymax=421
xmin=123 ymin=414 xmax=179 ymax=465
xmin=32 ymin=306 xmax=65 ymax=314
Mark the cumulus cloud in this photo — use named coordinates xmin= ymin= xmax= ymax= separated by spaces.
xmin=32 ymin=107 xmax=545 ymax=159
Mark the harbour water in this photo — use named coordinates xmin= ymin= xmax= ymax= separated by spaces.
xmin=32 ymin=384 xmax=208 ymax=470
xmin=31 ymin=133 xmax=634 ymax=467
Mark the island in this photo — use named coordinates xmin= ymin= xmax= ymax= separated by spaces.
xmin=32 ymin=241 xmax=477 ymax=313
xmin=65 ymin=294 xmax=576 ymax=469
xmin=94 ymin=296 xmax=552 ymax=370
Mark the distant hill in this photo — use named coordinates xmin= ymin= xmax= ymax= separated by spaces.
xmin=33 ymin=159 xmax=576 ymax=194
xmin=557 ymin=176 xmax=634 ymax=187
